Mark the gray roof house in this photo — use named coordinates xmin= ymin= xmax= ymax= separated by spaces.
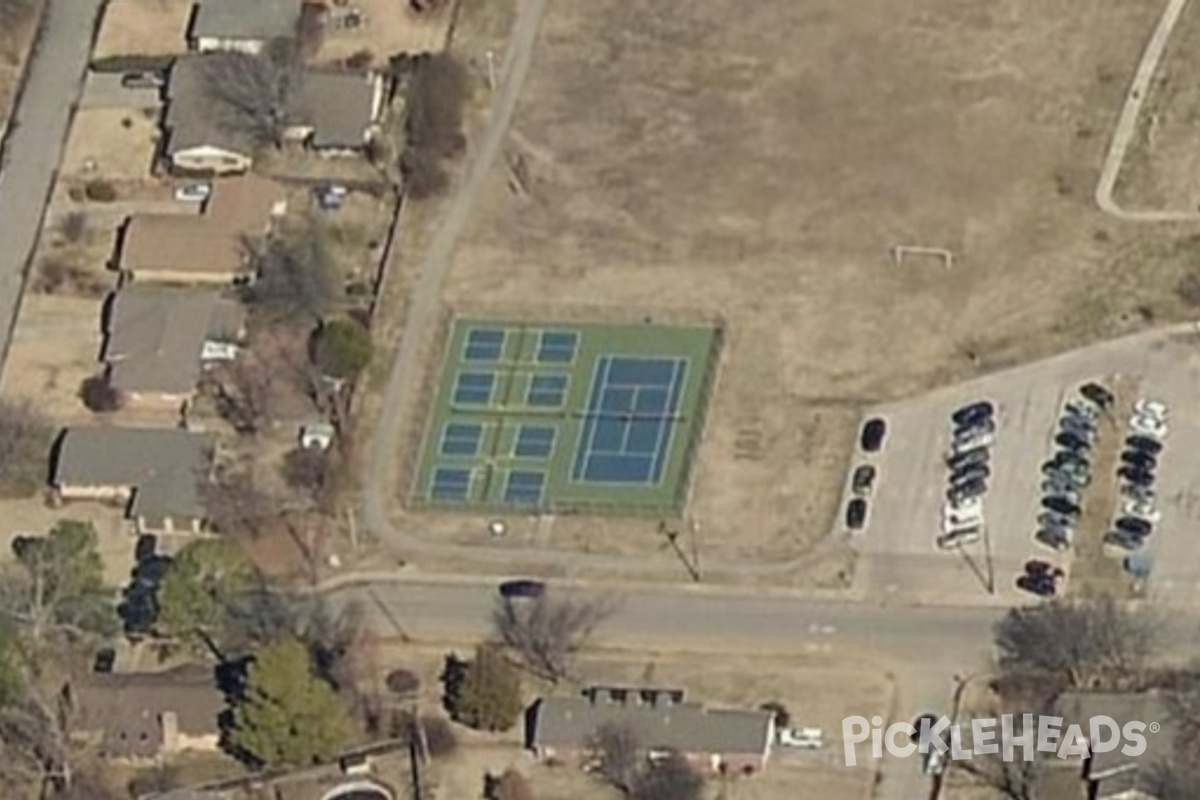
xmin=1053 ymin=691 xmax=1176 ymax=800
xmin=527 ymin=687 xmax=775 ymax=774
xmin=102 ymin=286 xmax=245 ymax=405
xmin=164 ymin=57 xmax=384 ymax=172
xmin=52 ymin=427 xmax=216 ymax=535
xmin=189 ymin=0 xmax=303 ymax=54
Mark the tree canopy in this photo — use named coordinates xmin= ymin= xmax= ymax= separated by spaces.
xmin=156 ymin=539 xmax=252 ymax=644
xmin=8 ymin=519 xmax=115 ymax=643
xmin=445 ymin=644 xmax=523 ymax=732
xmin=312 ymin=318 xmax=373 ymax=379
xmin=227 ymin=637 xmax=358 ymax=768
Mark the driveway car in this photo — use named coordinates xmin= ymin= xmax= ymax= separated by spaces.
xmin=846 ymin=498 xmax=868 ymax=530
xmin=174 ymin=182 xmax=211 ymax=203
xmin=1079 ymin=382 xmax=1114 ymax=410
xmin=951 ymin=401 xmax=994 ymax=428
xmin=851 ymin=464 xmax=877 ymax=496
xmin=499 ymin=579 xmax=545 ymax=599
xmin=860 ymin=418 xmax=887 ymax=452
xmin=1126 ymin=435 xmax=1163 ymax=455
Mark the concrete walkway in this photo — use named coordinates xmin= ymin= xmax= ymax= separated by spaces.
xmin=1095 ymin=0 xmax=1200 ymax=222
xmin=0 ymin=0 xmax=105 ymax=369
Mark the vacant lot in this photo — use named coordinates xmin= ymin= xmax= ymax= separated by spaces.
xmin=1116 ymin=0 xmax=1200 ymax=211
xmin=384 ymin=0 xmax=1190 ymax=571
xmin=60 ymin=107 xmax=159 ymax=181
xmin=91 ymin=0 xmax=191 ymax=60
xmin=317 ymin=0 xmax=458 ymax=64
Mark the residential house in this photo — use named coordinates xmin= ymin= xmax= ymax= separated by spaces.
xmin=188 ymin=0 xmax=303 ymax=54
xmin=71 ymin=664 xmax=224 ymax=761
xmin=118 ymin=175 xmax=287 ymax=284
xmin=1053 ymin=691 xmax=1175 ymax=800
xmin=526 ymin=686 xmax=775 ymax=774
xmin=164 ymin=57 xmax=384 ymax=173
xmin=51 ymin=427 xmax=216 ymax=535
xmin=101 ymin=285 xmax=245 ymax=408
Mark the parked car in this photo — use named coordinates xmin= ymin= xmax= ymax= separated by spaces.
xmin=846 ymin=498 xmax=868 ymax=530
xmin=120 ymin=70 xmax=165 ymax=89
xmin=1016 ymin=573 xmax=1058 ymax=597
xmin=936 ymin=529 xmax=981 ymax=549
xmin=1043 ymin=495 xmax=1081 ymax=517
xmin=499 ymin=579 xmax=545 ymax=599
xmin=1038 ymin=510 xmax=1076 ymax=530
xmin=1118 ymin=465 xmax=1155 ymax=487
xmin=1065 ymin=399 xmax=1101 ymax=423
xmin=1048 ymin=449 xmax=1090 ymax=470
xmin=1035 ymin=528 xmax=1071 ymax=552
xmin=952 ymin=431 xmax=995 ymax=454
xmin=1079 ymin=382 xmax=1115 ymax=410
xmin=1130 ymin=414 xmax=1167 ymax=439
xmin=851 ymin=465 xmax=876 ymax=496
xmin=955 ymin=417 xmax=996 ymax=439
xmin=1114 ymin=516 xmax=1153 ymax=537
xmin=1040 ymin=485 xmax=1080 ymax=506
xmin=1025 ymin=559 xmax=1065 ymax=579
xmin=950 ymin=462 xmax=990 ymax=486
xmin=315 ymin=182 xmax=349 ymax=211
xmin=1055 ymin=431 xmax=1092 ymax=453
xmin=1103 ymin=530 xmax=1145 ymax=551
xmin=860 ymin=418 xmax=887 ymax=452
xmin=1126 ymin=434 xmax=1163 ymax=455
xmin=1120 ymin=449 xmax=1157 ymax=470
xmin=946 ymin=478 xmax=987 ymax=504
xmin=1121 ymin=482 xmax=1156 ymax=503
xmin=778 ymin=727 xmax=824 ymax=749
xmin=174 ymin=182 xmax=211 ymax=203
xmin=1122 ymin=498 xmax=1160 ymax=523
xmin=1134 ymin=398 xmax=1169 ymax=421
xmin=943 ymin=511 xmax=983 ymax=534
xmin=1059 ymin=416 xmax=1095 ymax=439
xmin=947 ymin=446 xmax=990 ymax=471
xmin=951 ymin=401 xmax=994 ymax=428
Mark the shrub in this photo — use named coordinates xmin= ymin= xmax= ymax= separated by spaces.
xmin=57 ymin=211 xmax=87 ymax=244
xmin=346 ymin=49 xmax=374 ymax=70
xmin=313 ymin=317 xmax=373 ymax=379
xmin=419 ymin=715 xmax=458 ymax=758
xmin=83 ymin=179 xmax=118 ymax=202
xmin=401 ymin=146 xmax=449 ymax=200
xmin=79 ymin=374 xmax=124 ymax=412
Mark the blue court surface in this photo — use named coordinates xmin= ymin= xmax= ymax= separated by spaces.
xmin=572 ymin=356 xmax=688 ymax=484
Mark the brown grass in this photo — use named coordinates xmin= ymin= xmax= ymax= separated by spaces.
xmin=59 ymin=108 xmax=159 ymax=181
xmin=91 ymin=0 xmax=192 ymax=60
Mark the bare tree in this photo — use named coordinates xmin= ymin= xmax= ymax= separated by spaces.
xmin=0 ymin=0 xmax=37 ymax=30
xmin=201 ymin=466 xmax=276 ymax=539
xmin=955 ymin=708 xmax=1047 ymax=800
xmin=242 ymin=222 xmax=340 ymax=320
xmin=0 ymin=399 xmax=51 ymax=490
xmin=993 ymin=595 xmax=1156 ymax=698
xmin=492 ymin=592 xmax=616 ymax=682
xmin=630 ymin=753 xmax=703 ymax=800
xmin=208 ymin=356 xmax=278 ymax=436
xmin=199 ymin=38 xmax=303 ymax=147
xmin=588 ymin=722 xmax=642 ymax=795
xmin=400 ymin=53 xmax=469 ymax=199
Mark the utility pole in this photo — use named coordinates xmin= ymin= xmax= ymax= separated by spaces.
xmin=660 ymin=521 xmax=701 ymax=582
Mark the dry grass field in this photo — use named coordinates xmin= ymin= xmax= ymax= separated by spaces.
xmin=316 ymin=0 xmax=458 ymax=64
xmin=1117 ymin=0 xmax=1200 ymax=212
xmin=381 ymin=0 xmax=1200 ymax=574
xmin=59 ymin=107 xmax=159 ymax=180
xmin=91 ymin=0 xmax=192 ymax=60
xmin=0 ymin=0 xmax=42 ymax=134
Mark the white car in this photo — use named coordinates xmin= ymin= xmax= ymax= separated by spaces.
xmin=1134 ymin=398 xmax=1168 ymax=421
xmin=174 ymin=182 xmax=211 ymax=203
xmin=937 ymin=528 xmax=981 ymax=549
xmin=779 ymin=727 xmax=824 ymax=748
xmin=1122 ymin=499 xmax=1161 ymax=524
xmin=943 ymin=507 xmax=983 ymax=531
xmin=944 ymin=497 xmax=982 ymax=516
xmin=952 ymin=432 xmax=994 ymax=455
xmin=1130 ymin=414 xmax=1167 ymax=439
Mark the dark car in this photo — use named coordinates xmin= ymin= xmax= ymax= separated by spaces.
xmin=950 ymin=462 xmax=990 ymax=487
xmin=952 ymin=401 xmax=995 ymax=428
xmin=1104 ymin=530 xmax=1145 ymax=551
xmin=851 ymin=464 xmax=877 ymax=496
xmin=947 ymin=446 xmax=990 ymax=471
xmin=1025 ymin=559 xmax=1064 ymax=579
xmin=1115 ymin=516 xmax=1153 ymax=537
xmin=1079 ymin=382 xmax=1115 ymax=410
xmin=1043 ymin=495 xmax=1081 ymax=517
xmin=1118 ymin=465 xmax=1155 ymax=487
xmin=1035 ymin=528 xmax=1071 ymax=552
xmin=846 ymin=498 xmax=868 ymax=530
xmin=1126 ymin=435 xmax=1163 ymax=455
xmin=1055 ymin=431 xmax=1092 ymax=453
xmin=1049 ymin=449 xmax=1090 ymax=470
xmin=92 ymin=648 xmax=116 ymax=673
xmin=1017 ymin=573 xmax=1058 ymax=597
xmin=947 ymin=478 xmax=987 ymax=503
xmin=860 ymin=418 xmax=887 ymax=452
xmin=1039 ymin=510 xmax=1076 ymax=530
xmin=1120 ymin=449 xmax=1157 ymax=471
xmin=499 ymin=579 xmax=546 ymax=599
xmin=955 ymin=417 xmax=996 ymax=439
xmin=1059 ymin=415 xmax=1095 ymax=439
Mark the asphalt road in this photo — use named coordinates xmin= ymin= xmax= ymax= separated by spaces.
xmin=0 ymin=0 xmax=105 ymax=370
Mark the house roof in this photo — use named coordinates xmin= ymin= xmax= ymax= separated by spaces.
xmin=53 ymin=427 xmax=216 ymax=522
xmin=190 ymin=0 xmax=302 ymax=42
xmin=74 ymin=663 xmax=224 ymax=759
xmin=290 ymin=71 xmax=380 ymax=149
xmin=166 ymin=56 xmax=378 ymax=155
xmin=1055 ymin=691 xmax=1175 ymax=785
xmin=529 ymin=695 xmax=773 ymax=757
xmin=102 ymin=286 xmax=238 ymax=395
xmin=119 ymin=176 xmax=284 ymax=278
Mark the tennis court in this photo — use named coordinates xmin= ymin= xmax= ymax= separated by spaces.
xmin=412 ymin=319 xmax=720 ymax=514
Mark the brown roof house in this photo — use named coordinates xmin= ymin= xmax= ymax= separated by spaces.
xmin=526 ymin=687 xmax=775 ymax=775
xmin=189 ymin=0 xmax=303 ymax=55
xmin=71 ymin=664 xmax=224 ymax=762
xmin=1050 ymin=691 xmax=1176 ymax=800
xmin=118 ymin=175 xmax=286 ymax=284
xmin=101 ymin=286 xmax=245 ymax=408
xmin=51 ymin=427 xmax=216 ymax=535
xmin=164 ymin=56 xmax=384 ymax=173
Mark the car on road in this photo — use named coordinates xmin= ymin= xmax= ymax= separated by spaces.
xmin=1118 ymin=465 xmax=1155 ymax=487
xmin=499 ymin=579 xmax=545 ymax=599
xmin=860 ymin=418 xmax=887 ymax=452
xmin=952 ymin=401 xmax=994 ymax=428
xmin=947 ymin=446 xmax=989 ymax=471
xmin=936 ymin=528 xmax=981 ymax=549
xmin=120 ymin=70 xmax=165 ymax=89
xmin=846 ymin=498 xmax=868 ymax=530
xmin=1115 ymin=516 xmax=1152 ymax=537
xmin=1104 ymin=530 xmax=1145 ymax=551
xmin=1079 ymin=382 xmax=1115 ymax=410
xmin=1042 ymin=495 xmax=1081 ymax=517
xmin=851 ymin=464 xmax=876 ymax=496
xmin=174 ymin=182 xmax=211 ymax=203
xmin=946 ymin=478 xmax=987 ymax=504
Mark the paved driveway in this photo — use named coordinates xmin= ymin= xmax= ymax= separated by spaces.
xmin=0 ymin=0 xmax=107 ymax=369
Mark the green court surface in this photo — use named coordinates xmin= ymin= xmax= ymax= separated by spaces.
xmin=411 ymin=318 xmax=721 ymax=515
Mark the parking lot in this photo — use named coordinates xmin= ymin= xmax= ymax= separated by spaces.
xmin=841 ymin=324 xmax=1200 ymax=608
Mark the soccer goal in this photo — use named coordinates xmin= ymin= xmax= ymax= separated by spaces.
xmin=890 ymin=245 xmax=954 ymax=270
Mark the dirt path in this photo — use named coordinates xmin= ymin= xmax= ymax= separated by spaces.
xmin=1095 ymin=0 xmax=1200 ymax=222
xmin=364 ymin=0 xmax=550 ymax=540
